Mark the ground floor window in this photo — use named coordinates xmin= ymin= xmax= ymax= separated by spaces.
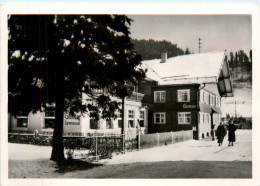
xmin=139 ymin=110 xmax=145 ymax=127
xmin=154 ymin=112 xmax=165 ymax=124
xmin=17 ymin=116 xmax=28 ymax=128
xmin=214 ymin=114 xmax=220 ymax=125
xmin=45 ymin=118 xmax=55 ymax=129
xmin=201 ymin=113 xmax=210 ymax=124
xmin=128 ymin=110 xmax=135 ymax=128
xmin=206 ymin=114 xmax=210 ymax=124
xmin=90 ymin=119 xmax=100 ymax=129
xmin=178 ymin=112 xmax=191 ymax=124
xmin=106 ymin=119 xmax=113 ymax=129
xmin=45 ymin=107 xmax=55 ymax=129
xmin=117 ymin=110 xmax=122 ymax=128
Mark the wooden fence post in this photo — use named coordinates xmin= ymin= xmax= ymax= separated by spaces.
xmin=157 ymin=133 xmax=159 ymax=147
xmin=123 ymin=133 xmax=125 ymax=154
xmin=171 ymin=131 xmax=173 ymax=144
xmin=95 ymin=131 xmax=98 ymax=161
xmin=138 ymin=130 xmax=141 ymax=151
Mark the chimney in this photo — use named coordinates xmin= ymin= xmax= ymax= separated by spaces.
xmin=161 ymin=51 xmax=167 ymax=63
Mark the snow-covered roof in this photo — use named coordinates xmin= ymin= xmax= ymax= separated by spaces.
xmin=142 ymin=51 xmax=225 ymax=84
xmin=140 ymin=63 xmax=161 ymax=82
xmin=141 ymin=51 xmax=233 ymax=97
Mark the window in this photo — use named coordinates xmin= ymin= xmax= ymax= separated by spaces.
xmin=154 ymin=91 xmax=166 ymax=103
xmin=139 ymin=110 xmax=145 ymax=127
xmin=106 ymin=119 xmax=113 ymax=129
xmin=154 ymin=113 xmax=166 ymax=124
xmin=217 ymin=97 xmax=220 ymax=107
xmin=211 ymin=95 xmax=214 ymax=105
xmin=206 ymin=114 xmax=210 ymax=124
xmin=204 ymin=92 xmax=210 ymax=104
xmin=203 ymin=113 xmax=206 ymax=124
xmin=178 ymin=112 xmax=191 ymax=124
xmin=45 ymin=107 xmax=55 ymax=129
xmin=178 ymin=89 xmax=190 ymax=102
xmin=45 ymin=118 xmax=55 ymax=129
xmin=17 ymin=117 xmax=28 ymax=128
xmin=128 ymin=110 xmax=135 ymax=128
xmin=117 ymin=110 xmax=122 ymax=128
xmin=90 ymin=119 xmax=100 ymax=129
xmin=16 ymin=111 xmax=28 ymax=128
xmin=199 ymin=113 xmax=204 ymax=124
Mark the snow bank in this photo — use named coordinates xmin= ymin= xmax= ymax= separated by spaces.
xmin=9 ymin=144 xmax=52 ymax=160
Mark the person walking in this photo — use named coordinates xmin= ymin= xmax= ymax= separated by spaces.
xmin=228 ymin=119 xmax=237 ymax=146
xmin=216 ymin=122 xmax=226 ymax=146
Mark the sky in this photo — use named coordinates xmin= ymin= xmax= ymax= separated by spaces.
xmin=128 ymin=15 xmax=252 ymax=117
xmin=128 ymin=15 xmax=252 ymax=55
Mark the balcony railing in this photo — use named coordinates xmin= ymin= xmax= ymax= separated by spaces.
xmin=127 ymin=92 xmax=145 ymax=102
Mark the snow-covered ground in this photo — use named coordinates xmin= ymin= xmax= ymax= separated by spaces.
xmin=9 ymin=143 xmax=52 ymax=160
xmin=9 ymin=130 xmax=251 ymax=164
xmin=100 ymin=130 xmax=251 ymax=164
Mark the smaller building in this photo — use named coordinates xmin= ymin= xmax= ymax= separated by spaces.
xmin=8 ymin=87 xmax=150 ymax=136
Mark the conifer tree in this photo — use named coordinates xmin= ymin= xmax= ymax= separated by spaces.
xmin=8 ymin=15 xmax=145 ymax=162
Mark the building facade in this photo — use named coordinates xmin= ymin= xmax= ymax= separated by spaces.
xmin=142 ymin=51 xmax=232 ymax=140
xmin=9 ymin=86 xmax=150 ymax=136
xmin=150 ymin=83 xmax=222 ymax=140
xmin=8 ymin=51 xmax=233 ymax=140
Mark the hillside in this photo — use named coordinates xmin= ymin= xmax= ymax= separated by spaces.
xmin=132 ymin=39 xmax=190 ymax=60
xmin=132 ymin=39 xmax=252 ymax=117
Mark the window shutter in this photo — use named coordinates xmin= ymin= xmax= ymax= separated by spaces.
xmin=166 ymin=91 xmax=171 ymax=102
xmin=190 ymin=89 xmax=195 ymax=102
xmin=173 ymin=90 xmax=177 ymax=102
xmin=191 ymin=112 xmax=197 ymax=124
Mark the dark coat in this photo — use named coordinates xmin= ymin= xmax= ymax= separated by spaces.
xmin=216 ymin=125 xmax=226 ymax=143
xmin=228 ymin=124 xmax=236 ymax=142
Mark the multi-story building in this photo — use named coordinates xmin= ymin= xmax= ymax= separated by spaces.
xmin=142 ymin=51 xmax=233 ymax=139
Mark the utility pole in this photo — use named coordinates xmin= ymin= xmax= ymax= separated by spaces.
xmin=235 ymin=101 xmax=237 ymax=119
xmin=198 ymin=38 xmax=202 ymax=53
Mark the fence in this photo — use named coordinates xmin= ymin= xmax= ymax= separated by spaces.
xmin=8 ymin=130 xmax=193 ymax=161
xmin=63 ymin=133 xmax=140 ymax=160
xmin=63 ymin=134 xmax=124 ymax=160
xmin=8 ymin=133 xmax=53 ymax=146
xmin=139 ymin=130 xmax=193 ymax=150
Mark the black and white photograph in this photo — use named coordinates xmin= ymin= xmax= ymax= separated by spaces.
xmin=0 ymin=2 xmax=260 ymax=186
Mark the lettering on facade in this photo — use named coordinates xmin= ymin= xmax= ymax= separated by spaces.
xmin=64 ymin=114 xmax=81 ymax=125
xmin=183 ymin=104 xmax=196 ymax=109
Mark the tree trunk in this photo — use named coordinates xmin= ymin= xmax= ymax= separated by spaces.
xmin=50 ymin=62 xmax=65 ymax=162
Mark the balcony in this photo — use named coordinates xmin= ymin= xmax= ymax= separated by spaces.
xmin=126 ymin=92 xmax=145 ymax=102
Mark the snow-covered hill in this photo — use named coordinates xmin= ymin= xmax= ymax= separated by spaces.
xmin=221 ymin=85 xmax=252 ymax=117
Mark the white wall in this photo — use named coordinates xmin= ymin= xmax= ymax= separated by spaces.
xmin=198 ymin=112 xmax=211 ymax=140
xmin=28 ymin=111 xmax=44 ymax=132
xmin=9 ymin=95 xmax=148 ymax=135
